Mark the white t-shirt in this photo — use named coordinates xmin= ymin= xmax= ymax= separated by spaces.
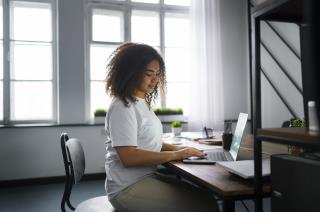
xmin=104 ymin=97 xmax=163 ymax=198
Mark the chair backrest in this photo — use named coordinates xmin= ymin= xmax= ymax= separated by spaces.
xmin=60 ymin=132 xmax=86 ymax=211
xmin=67 ymin=139 xmax=85 ymax=183
xmin=61 ymin=133 xmax=86 ymax=184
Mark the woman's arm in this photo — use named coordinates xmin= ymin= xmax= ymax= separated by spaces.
xmin=161 ymin=142 xmax=185 ymax=151
xmin=115 ymin=146 xmax=204 ymax=168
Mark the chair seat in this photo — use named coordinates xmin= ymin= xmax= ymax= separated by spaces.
xmin=75 ymin=196 xmax=116 ymax=212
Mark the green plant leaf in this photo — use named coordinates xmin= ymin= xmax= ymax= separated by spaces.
xmin=290 ymin=118 xmax=305 ymax=127
xmin=170 ymin=120 xmax=182 ymax=128
xmin=153 ymin=108 xmax=183 ymax=115
xmin=94 ymin=109 xmax=107 ymax=117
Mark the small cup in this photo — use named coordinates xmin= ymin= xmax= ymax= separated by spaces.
xmin=172 ymin=127 xmax=182 ymax=136
xmin=222 ymin=133 xmax=233 ymax=151
xmin=202 ymin=127 xmax=214 ymax=138
xmin=224 ymin=121 xmax=232 ymax=134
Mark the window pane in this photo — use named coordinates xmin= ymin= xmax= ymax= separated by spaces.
xmin=0 ymin=81 xmax=2 ymax=120
xmin=165 ymin=13 xmax=190 ymax=47
xmin=0 ymin=42 xmax=2 ymax=80
xmin=131 ymin=10 xmax=159 ymax=46
xmin=12 ymin=1 xmax=52 ymax=42
xmin=0 ymin=1 xmax=3 ymax=39
xmin=165 ymin=47 xmax=190 ymax=82
xmin=131 ymin=0 xmax=159 ymax=3
xmin=90 ymin=44 xmax=116 ymax=80
xmin=92 ymin=9 xmax=124 ymax=42
xmin=11 ymin=42 xmax=52 ymax=80
xmin=166 ymin=82 xmax=189 ymax=115
xmin=0 ymin=0 xmax=2 ymax=120
xmin=164 ymin=0 xmax=190 ymax=6
xmin=90 ymin=81 xmax=111 ymax=117
xmin=11 ymin=81 xmax=53 ymax=120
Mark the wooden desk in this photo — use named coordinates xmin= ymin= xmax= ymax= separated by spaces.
xmin=164 ymin=160 xmax=270 ymax=212
xmin=163 ymin=136 xmax=271 ymax=212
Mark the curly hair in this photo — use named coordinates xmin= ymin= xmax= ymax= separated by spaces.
xmin=105 ymin=42 xmax=166 ymax=108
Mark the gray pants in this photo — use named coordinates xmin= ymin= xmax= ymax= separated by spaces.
xmin=110 ymin=173 xmax=220 ymax=212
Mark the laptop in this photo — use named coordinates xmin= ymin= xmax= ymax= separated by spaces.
xmin=216 ymin=159 xmax=271 ymax=179
xmin=183 ymin=112 xmax=248 ymax=164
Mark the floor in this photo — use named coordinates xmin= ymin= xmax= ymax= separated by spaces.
xmin=0 ymin=180 xmax=105 ymax=212
xmin=0 ymin=179 xmax=271 ymax=212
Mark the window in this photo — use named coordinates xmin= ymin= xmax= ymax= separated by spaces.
xmin=131 ymin=10 xmax=160 ymax=47
xmin=164 ymin=12 xmax=190 ymax=114
xmin=89 ymin=9 xmax=124 ymax=117
xmin=164 ymin=0 xmax=190 ymax=6
xmin=132 ymin=0 xmax=159 ymax=4
xmin=1 ymin=0 xmax=56 ymax=124
xmin=87 ymin=0 xmax=190 ymax=119
xmin=0 ymin=0 xmax=3 ymax=121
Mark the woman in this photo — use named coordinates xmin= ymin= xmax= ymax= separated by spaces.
xmin=104 ymin=42 xmax=219 ymax=212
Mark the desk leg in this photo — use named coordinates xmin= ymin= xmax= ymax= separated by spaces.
xmin=222 ymin=200 xmax=235 ymax=212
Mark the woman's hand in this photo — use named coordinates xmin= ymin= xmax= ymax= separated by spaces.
xmin=174 ymin=147 xmax=205 ymax=160
xmin=115 ymin=146 xmax=205 ymax=167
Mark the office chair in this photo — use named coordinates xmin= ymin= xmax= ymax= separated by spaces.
xmin=60 ymin=132 xmax=115 ymax=212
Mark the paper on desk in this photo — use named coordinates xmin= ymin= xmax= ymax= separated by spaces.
xmin=193 ymin=137 xmax=223 ymax=145
xmin=162 ymin=132 xmax=223 ymax=150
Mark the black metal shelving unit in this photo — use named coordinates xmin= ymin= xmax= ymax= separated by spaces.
xmin=250 ymin=0 xmax=320 ymax=211
xmin=255 ymin=128 xmax=320 ymax=211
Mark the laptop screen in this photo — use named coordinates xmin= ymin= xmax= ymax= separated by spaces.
xmin=229 ymin=113 xmax=248 ymax=160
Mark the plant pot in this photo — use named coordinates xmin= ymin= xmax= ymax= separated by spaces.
xmin=289 ymin=146 xmax=304 ymax=156
xmin=172 ymin=127 xmax=182 ymax=136
xmin=94 ymin=116 xmax=105 ymax=124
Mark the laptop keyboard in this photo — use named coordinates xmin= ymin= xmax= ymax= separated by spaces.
xmin=206 ymin=151 xmax=227 ymax=161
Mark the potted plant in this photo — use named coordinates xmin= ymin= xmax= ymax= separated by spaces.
xmin=288 ymin=117 xmax=305 ymax=155
xmin=171 ymin=120 xmax=182 ymax=136
xmin=154 ymin=108 xmax=186 ymax=122
xmin=289 ymin=118 xmax=304 ymax=128
xmin=94 ymin=109 xmax=107 ymax=124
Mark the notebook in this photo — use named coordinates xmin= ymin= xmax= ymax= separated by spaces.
xmin=216 ymin=159 xmax=271 ymax=179
xmin=183 ymin=113 xmax=248 ymax=164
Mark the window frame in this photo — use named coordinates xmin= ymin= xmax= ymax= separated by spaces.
xmin=85 ymin=0 xmax=189 ymax=120
xmin=1 ymin=0 xmax=57 ymax=125
xmin=0 ymin=0 xmax=5 ymax=122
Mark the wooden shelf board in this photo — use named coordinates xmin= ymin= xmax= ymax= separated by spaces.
xmin=257 ymin=128 xmax=320 ymax=146
xmin=252 ymin=0 xmax=303 ymax=23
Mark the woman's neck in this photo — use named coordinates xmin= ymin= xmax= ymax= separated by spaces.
xmin=133 ymin=90 xmax=145 ymax=99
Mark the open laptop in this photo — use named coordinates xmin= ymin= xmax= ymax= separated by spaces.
xmin=216 ymin=159 xmax=270 ymax=179
xmin=183 ymin=113 xmax=248 ymax=164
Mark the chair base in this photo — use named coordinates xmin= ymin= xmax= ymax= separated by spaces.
xmin=75 ymin=196 xmax=116 ymax=212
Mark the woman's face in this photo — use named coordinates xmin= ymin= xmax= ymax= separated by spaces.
xmin=134 ymin=59 xmax=160 ymax=98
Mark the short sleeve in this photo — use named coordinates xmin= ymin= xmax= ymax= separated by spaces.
xmin=108 ymin=103 xmax=138 ymax=147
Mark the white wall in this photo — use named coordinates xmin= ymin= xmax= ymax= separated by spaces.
xmin=220 ymin=0 xmax=251 ymax=120
xmin=0 ymin=0 xmax=251 ymax=181
xmin=0 ymin=126 xmax=106 ymax=181
xmin=58 ymin=0 xmax=87 ymax=124
xmin=260 ymin=21 xmax=304 ymax=128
